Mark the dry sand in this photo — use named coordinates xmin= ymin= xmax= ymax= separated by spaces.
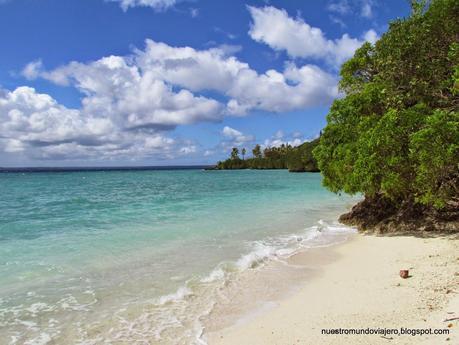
xmin=205 ymin=234 xmax=459 ymax=345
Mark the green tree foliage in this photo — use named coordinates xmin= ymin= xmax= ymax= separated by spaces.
xmin=252 ymin=144 xmax=262 ymax=159
xmin=216 ymin=139 xmax=320 ymax=172
xmin=230 ymin=147 xmax=239 ymax=160
xmin=314 ymin=0 xmax=459 ymax=208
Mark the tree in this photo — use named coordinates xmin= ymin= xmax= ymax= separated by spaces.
xmin=216 ymin=139 xmax=320 ymax=172
xmin=241 ymin=148 xmax=246 ymax=160
xmin=313 ymin=0 xmax=459 ymax=210
xmin=230 ymin=147 xmax=239 ymax=160
xmin=252 ymin=144 xmax=262 ymax=158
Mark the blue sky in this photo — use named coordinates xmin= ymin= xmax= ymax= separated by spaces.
xmin=0 ymin=0 xmax=410 ymax=166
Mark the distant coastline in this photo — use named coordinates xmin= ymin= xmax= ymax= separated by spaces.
xmin=213 ymin=138 xmax=320 ymax=173
xmin=0 ymin=165 xmax=213 ymax=173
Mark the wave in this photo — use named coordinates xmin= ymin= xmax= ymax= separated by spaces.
xmin=3 ymin=220 xmax=355 ymax=345
xmin=146 ymin=219 xmax=356 ymax=344
xmin=157 ymin=286 xmax=194 ymax=306
xmin=231 ymin=219 xmax=355 ymax=272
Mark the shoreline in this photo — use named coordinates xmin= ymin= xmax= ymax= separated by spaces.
xmin=204 ymin=233 xmax=459 ymax=344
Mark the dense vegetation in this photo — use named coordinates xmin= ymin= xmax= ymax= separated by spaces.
xmin=313 ymin=0 xmax=458 ymax=231
xmin=215 ymin=138 xmax=320 ymax=172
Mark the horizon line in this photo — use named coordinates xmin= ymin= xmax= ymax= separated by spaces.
xmin=0 ymin=164 xmax=215 ymax=172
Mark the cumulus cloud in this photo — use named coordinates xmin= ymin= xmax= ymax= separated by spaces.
xmin=179 ymin=144 xmax=197 ymax=154
xmin=30 ymin=39 xmax=338 ymax=117
xmin=226 ymin=63 xmax=338 ymax=114
xmin=219 ymin=126 xmax=255 ymax=152
xmin=135 ymin=39 xmax=338 ymax=114
xmin=248 ymin=6 xmax=377 ymax=66
xmin=363 ymin=29 xmax=378 ymax=44
xmin=0 ymin=86 xmax=197 ymax=161
xmin=29 ymin=54 xmax=223 ymax=130
xmin=0 ymin=86 xmax=111 ymax=146
xmin=107 ymin=0 xmax=176 ymax=11
xmin=14 ymin=37 xmax=340 ymax=161
xmin=222 ymin=126 xmax=254 ymax=143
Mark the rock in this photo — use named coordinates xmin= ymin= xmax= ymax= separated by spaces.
xmin=339 ymin=194 xmax=459 ymax=234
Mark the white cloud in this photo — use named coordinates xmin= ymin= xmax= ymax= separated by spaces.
xmin=135 ymin=40 xmax=248 ymax=93
xmin=31 ymin=133 xmax=178 ymax=161
xmin=222 ymin=126 xmax=254 ymax=144
xmin=22 ymin=60 xmax=43 ymax=80
xmin=216 ymin=44 xmax=242 ymax=56
xmin=135 ymin=39 xmax=338 ymax=114
xmin=219 ymin=126 xmax=255 ymax=152
xmin=327 ymin=0 xmax=351 ymax=15
xmin=248 ymin=6 xmax=377 ymax=66
xmin=263 ymin=130 xmax=305 ymax=148
xmin=0 ymin=86 xmax=197 ymax=161
xmin=361 ymin=0 xmax=374 ymax=18
xmin=327 ymin=0 xmax=375 ymax=19
xmin=107 ymin=0 xmax=176 ymax=11
xmin=31 ymin=54 xmax=223 ymax=130
xmin=179 ymin=144 xmax=197 ymax=154
xmin=30 ymin=39 xmax=337 ymax=118
xmin=14 ymin=37 xmax=341 ymax=161
xmin=363 ymin=29 xmax=378 ymax=44
xmin=0 ymin=86 xmax=112 ymax=145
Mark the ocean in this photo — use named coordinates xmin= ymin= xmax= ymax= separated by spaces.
xmin=0 ymin=169 xmax=358 ymax=344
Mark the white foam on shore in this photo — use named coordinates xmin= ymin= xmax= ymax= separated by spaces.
xmin=200 ymin=267 xmax=226 ymax=283
xmin=3 ymin=220 xmax=356 ymax=345
xmin=235 ymin=242 xmax=278 ymax=271
xmin=229 ymin=220 xmax=356 ymax=273
xmin=115 ymin=222 xmax=336 ymax=345
xmin=23 ymin=332 xmax=52 ymax=345
xmin=191 ymin=219 xmax=356 ymax=344
xmin=157 ymin=286 xmax=194 ymax=306
xmin=198 ymin=220 xmax=355 ymax=297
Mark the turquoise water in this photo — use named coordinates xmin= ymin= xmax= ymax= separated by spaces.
xmin=0 ymin=169 xmax=357 ymax=344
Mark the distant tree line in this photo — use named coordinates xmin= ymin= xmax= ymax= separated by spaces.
xmin=215 ymin=138 xmax=320 ymax=172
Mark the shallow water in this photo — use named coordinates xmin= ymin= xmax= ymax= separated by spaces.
xmin=0 ymin=169 xmax=358 ymax=344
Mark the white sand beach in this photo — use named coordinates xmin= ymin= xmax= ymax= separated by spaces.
xmin=206 ymin=234 xmax=459 ymax=345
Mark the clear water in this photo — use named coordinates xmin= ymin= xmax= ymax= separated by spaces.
xmin=0 ymin=169 xmax=358 ymax=344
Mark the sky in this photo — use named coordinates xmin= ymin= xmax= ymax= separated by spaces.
xmin=0 ymin=0 xmax=411 ymax=167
